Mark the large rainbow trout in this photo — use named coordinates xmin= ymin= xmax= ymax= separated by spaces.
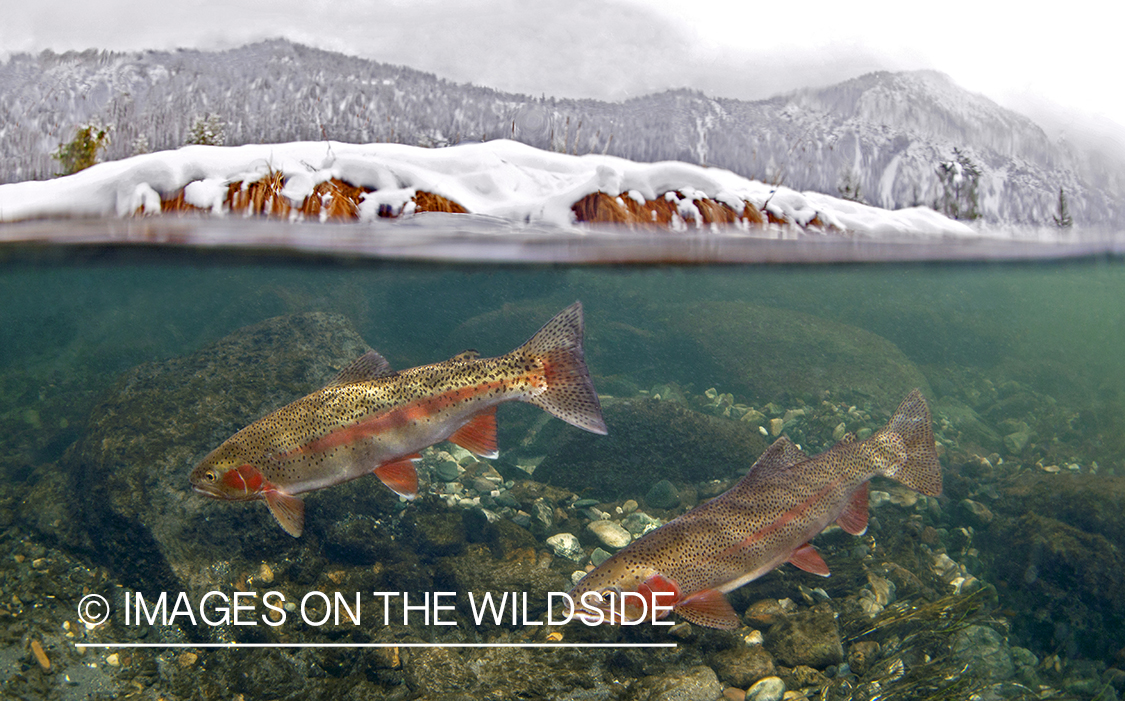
xmin=568 ymin=389 xmax=941 ymax=629
xmin=191 ymin=302 xmax=606 ymax=536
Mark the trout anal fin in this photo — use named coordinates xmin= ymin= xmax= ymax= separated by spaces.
xmin=788 ymin=543 xmax=831 ymax=577
xmin=836 ymin=482 xmax=869 ymax=535
xmin=448 ymin=407 xmax=499 ymax=458
xmin=264 ymin=490 xmax=305 ymax=537
xmin=675 ymin=589 xmax=740 ymax=629
xmin=373 ymin=454 xmax=421 ymax=499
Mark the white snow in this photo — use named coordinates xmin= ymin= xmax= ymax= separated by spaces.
xmin=0 ymin=139 xmax=976 ymax=237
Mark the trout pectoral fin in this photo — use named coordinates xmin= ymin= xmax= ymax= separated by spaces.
xmin=448 ymin=407 xmax=499 ymax=458
xmin=264 ymin=490 xmax=305 ymax=537
xmin=675 ymin=589 xmax=740 ymax=629
xmin=373 ymin=455 xmax=420 ymax=499
xmin=836 ymin=482 xmax=869 ymax=535
xmin=788 ymin=543 xmax=831 ymax=576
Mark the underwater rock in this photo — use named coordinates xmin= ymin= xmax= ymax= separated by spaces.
xmin=623 ymin=511 xmax=663 ymax=536
xmin=765 ymin=606 xmax=844 ymax=669
xmin=627 ymin=665 xmax=724 ymax=701
xmin=709 ymin=646 xmax=777 ymax=689
xmin=646 ymin=479 xmax=682 ymax=510
xmin=957 ymin=498 xmax=994 ymax=528
xmin=587 ymin=520 xmax=632 ymax=550
xmin=546 ymin=532 xmax=585 ymax=562
xmin=951 ymin=625 xmax=1014 ymax=682
xmin=744 ymin=676 xmax=785 ymax=701
xmin=27 ymin=312 xmax=372 ymax=597
xmin=659 ymin=301 xmax=931 ymax=409
xmin=981 ymin=474 xmax=1125 ymax=661
xmin=847 ymin=641 xmax=880 ymax=676
xmin=534 ymin=397 xmax=767 ymax=501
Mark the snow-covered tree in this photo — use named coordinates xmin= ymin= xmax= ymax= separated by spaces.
xmin=1053 ymin=187 xmax=1073 ymax=228
xmin=935 ymin=148 xmax=981 ymax=220
xmin=837 ymin=167 xmax=864 ymax=203
xmin=187 ymin=114 xmax=226 ymax=146
xmin=51 ymin=124 xmax=110 ymax=176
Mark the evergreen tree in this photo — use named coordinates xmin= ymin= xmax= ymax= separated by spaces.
xmin=837 ymin=167 xmax=864 ymax=203
xmin=935 ymin=148 xmax=982 ymax=220
xmin=187 ymin=114 xmax=226 ymax=146
xmin=1053 ymin=187 xmax=1073 ymax=228
xmin=51 ymin=124 xmax=110 ymax=176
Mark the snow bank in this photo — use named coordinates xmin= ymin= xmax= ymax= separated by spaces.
xmin=0 ymin=140 xmax=974 ymax=236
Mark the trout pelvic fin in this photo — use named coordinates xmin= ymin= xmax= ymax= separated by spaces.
xmin=519 ymin=302 xmax=608 ymax=435
xmin=264 ymin=490 xmax=305 ymax=538
xmin=373 ymin=454 xmax=421 ymax=499
xmin=788 ymin=543 xmax=831 ymax=576
xmin=836 ymin=482 xmax=869 ymax=535
xmin=878 ymin=389 xmax=943 ymax=497
xmin=448 ymin=407 xmax=499 ymax=458
xmin=675 ymin=589 xmax=740 ymax=629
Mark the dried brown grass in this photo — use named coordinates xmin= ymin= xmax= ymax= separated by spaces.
xmin=413 ymin=191 xmax=468 ymax=214
xmin=571 ymin=191 xmax=766 ymax=229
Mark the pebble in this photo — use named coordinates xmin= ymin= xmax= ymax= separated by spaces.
xmin=257 ymin=562 xmax=274 ymax=585
xmin=546 ymin=533 xmax=585 ymax=562
xmin=30 ymin=639 xmax=50 ymax=670
xmin=645 ymin=480 xmax=681 ymax=509
xmin=587 ymin=520 xmax=632 ymax=550
xmin=178 ymin=651 xmax=198 ymax=667
xmin=745 ymin=676 xmax=785 ymax=701
xmin=958 ymin=498 xmax=994 ymax=527
xmin=769 ymin=418 xmax=784 ymax=436
xmin=573 ymin=498 xmax=600 ymax=508
xmin=106 ymin=653 xmax=120 ymax=666
xmin=531 ymin=500 xmax=553 ymax=530
xmin=433 ymin=458 xmax=461 ymax=482
xmin=622 ymin=511 xmax=662 ymax=536
xmin=832 ymin=422 xmax=847 ymax=440
xmin=590 ymin=547 xmax=613 ymax=566
xmin=622 ymin=499 xmax=639 ymax=514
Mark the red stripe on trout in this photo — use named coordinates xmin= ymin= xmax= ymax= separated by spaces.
xmin=190 ymin=302 xmax=606 ymax=537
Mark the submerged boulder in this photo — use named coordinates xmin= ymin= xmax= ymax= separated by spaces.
xmin=661 ymin=301 xmax=931 ymax=409
xmin=533 ymin=397 xmax=767 ymax=502
xmin=26 ymin=313 xmax=376 ymax=600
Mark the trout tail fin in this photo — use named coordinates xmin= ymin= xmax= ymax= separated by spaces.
xmin=518 ymin=302 xmax=608 ymax=435
xmin=877 ymin=389 xmax=942 ymax=496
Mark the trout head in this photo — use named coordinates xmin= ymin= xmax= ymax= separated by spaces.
xmin=190 ymin=444 xmax=269 ymax=502
xmin=568 ymin=560 xmax=681 ymax=625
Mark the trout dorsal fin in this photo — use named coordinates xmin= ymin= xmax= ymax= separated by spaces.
xmin=450 ymin=349 xmax=480 ymax=362
xmin=750 ymin=437 xmax=809 ymax=474
xmin=725 ymin=437 xmax=809 ymax=500
xmin=327 ymin=350 xmax=395 ymax=387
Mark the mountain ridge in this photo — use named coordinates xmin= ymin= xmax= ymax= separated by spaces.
xmin=1 ymin=39 xmax=1120 ymax=226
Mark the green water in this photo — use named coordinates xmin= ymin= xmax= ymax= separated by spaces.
xmin=1 ymin=247 xmax=1124 ymax=700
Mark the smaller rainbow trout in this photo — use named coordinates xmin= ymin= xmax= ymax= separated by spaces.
xmin=191 ymin=302 xmax=606 ymax=536
xmin=568 ymin=389 xmax=941 ymax=629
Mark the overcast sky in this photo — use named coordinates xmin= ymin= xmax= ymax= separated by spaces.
xmin=3 ymin=0 xmax=1122 ymax=148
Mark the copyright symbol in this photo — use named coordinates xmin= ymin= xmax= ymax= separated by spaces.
xmin=77 ymin=594 xmax=110 ymax=627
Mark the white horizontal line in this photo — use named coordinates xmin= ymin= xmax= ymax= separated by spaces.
xmin=75 ymin=642 xmax=676 ymax=649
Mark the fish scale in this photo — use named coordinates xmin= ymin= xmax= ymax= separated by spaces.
xmin=191 ymin=302 xmax=607 ymax=537
xmin=568 ymin=388 xmax=941 ymax=630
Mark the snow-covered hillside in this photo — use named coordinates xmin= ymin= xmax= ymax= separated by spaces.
xmin=1 ymin=40 xmax=1120 ymax=226
xmin=0 ymin=139 xmax=972 ymax=237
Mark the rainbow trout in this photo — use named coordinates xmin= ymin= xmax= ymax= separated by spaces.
xmin=190 ymin=302 xmax=606 ymax=536
xmin=568 ymin=389 xmax=941 ymax=629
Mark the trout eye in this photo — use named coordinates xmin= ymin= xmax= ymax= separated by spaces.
xmin=598 ymin=585 xmax=622 ymax=600
xmin=204 ymin=470 xmax=216 ymax=482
